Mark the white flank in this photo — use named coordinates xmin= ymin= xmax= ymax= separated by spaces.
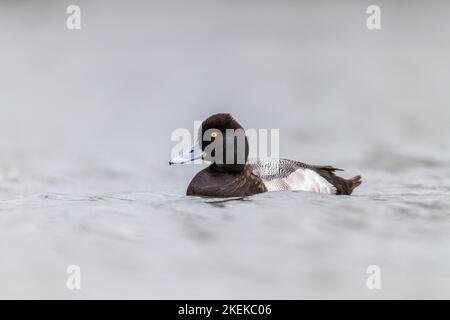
xmin=262 ymin=168 xmax=336 ymax=194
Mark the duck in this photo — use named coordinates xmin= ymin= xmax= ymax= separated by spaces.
xmin=169 ymin=113 xmax=362 ymax=197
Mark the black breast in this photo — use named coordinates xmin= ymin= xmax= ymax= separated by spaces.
xmin=186 ymin=165 xmax=267 ymax=197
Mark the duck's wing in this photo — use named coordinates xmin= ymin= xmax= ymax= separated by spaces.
xmin=248 ymin=158 xmax=308 ymax=180
xmin=248 ymin=158 xmax=361 ymax=195
xmin=247 ymin=158 xmax=336 ymax=194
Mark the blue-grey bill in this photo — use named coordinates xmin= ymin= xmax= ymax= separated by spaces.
xmin=169 ymin=143 xmax=203 ymax=165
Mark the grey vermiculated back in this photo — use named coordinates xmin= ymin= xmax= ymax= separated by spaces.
xmin=247 ymin=158 xmax=311 ymax=181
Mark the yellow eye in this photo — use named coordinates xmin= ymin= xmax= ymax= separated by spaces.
xmin=211 ymin=132 xmax=218 ymax=138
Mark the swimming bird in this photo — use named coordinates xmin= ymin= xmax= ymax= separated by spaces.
xmin=170 ymin=113 xmax=362 ymax=197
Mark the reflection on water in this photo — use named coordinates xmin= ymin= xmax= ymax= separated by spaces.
xmin=1 ymin=0 xmax=450 ymax=298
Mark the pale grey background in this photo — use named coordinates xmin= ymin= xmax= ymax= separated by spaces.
xmin=0 ymin=0 xmax=449 ymax=298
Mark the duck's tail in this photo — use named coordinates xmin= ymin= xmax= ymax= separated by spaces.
xmin=348 ymin=175 xmax=362 ymax=192
xmin=313 ymin=165 xmax=362 ymax=195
